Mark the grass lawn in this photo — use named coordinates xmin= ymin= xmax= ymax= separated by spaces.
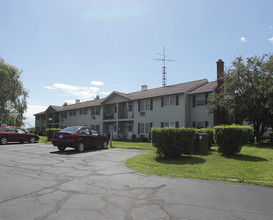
xmin=110 ymin=141 xmax=154 ymax=150
xmin=125 ymin=143 xmax=273 ymax=187
xmin=38 ymin=136 xmax=52 ymax=144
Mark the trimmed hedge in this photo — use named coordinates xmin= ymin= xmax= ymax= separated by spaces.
xmin=269 ymin=132 xmax=273 ymax=143
xmin=214 ymin=125 xmax=254 ymax=156
xmin=151 ymin=127 xmax=197 ymax=158
xmin=46 ymin=128 xmax=62 ymax=141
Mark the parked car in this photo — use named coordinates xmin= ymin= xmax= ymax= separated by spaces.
xmin=52 ymin=126 xmax=108 ymax=152
xmin=0 ymin=126 xmax=39 ymax=145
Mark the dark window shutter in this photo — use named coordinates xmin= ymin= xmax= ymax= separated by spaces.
xmin=176 ymin=95 xmax=179 ymax=105
xmin=193 ymin=95 xmax=196 ymax=107
xmin=150 ymin=99 xmax=153 ymax=111
xmin=150 ymin=122 xmax=153 ymax=129
xmin=192 ymin=121 xmax=196 ymax=128
xmin=175 ymin=121 xmax=179 ymax=128
xmin=161 ymin=122 xmax=164 ymax=128
xmin=205 ymin=93 xmax=208 ymax=105
xmin=138 ymin=100 xmax=140 ymax=112
xmin=161 ymin=97 xmax=164 ymax=107
xmin=205 ymin=121 xmax=209 ymax=128
xmin=138 ymin=123 xmax=140 ymax=134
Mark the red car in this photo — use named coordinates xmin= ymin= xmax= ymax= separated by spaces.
xmin=0 ymin=126 xmax=39 ymax=145
xmin=52 ymin=126 xmax=108 ymax=152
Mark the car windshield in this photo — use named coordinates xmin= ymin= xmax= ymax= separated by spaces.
xmin=61 ymin=127 xmax=80 ymax=133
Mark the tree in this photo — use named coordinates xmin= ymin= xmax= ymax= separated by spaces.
xmin=0 ymin=58 xmax=28 ymax=126
xmin=268 ymin=86 xmax=273 ymax=113
xmin=94 ymin=94 xmax=100 ymax=100
xmin=208 ymin=54 xmax=273 ymax=142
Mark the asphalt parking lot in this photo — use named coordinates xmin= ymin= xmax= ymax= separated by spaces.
xmin=0 ymin=143 xmax=273 ymax=220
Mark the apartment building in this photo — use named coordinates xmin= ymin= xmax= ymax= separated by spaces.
xmin=34 ymin=60 xmax=224 ymax=139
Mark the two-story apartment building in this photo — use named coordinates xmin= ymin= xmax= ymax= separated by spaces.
xmin=34 ymin=60 xmax=224 ymax=139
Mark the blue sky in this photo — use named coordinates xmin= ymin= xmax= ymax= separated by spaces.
xmin=1 ymin=0 xmax=273 ymax=127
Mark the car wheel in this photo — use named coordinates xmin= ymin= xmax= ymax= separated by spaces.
xmin=102 ymin=141 xmax=108 ymax=149
xmin=29 ymin=137 xmax=36 ymax=143
xmin=1 ymin=137 xmax=8 ymax=145
xmin=58 ymin=146 xmax=66 ymax=152
xmin=77 ymin=142 xmax=85 ymax=152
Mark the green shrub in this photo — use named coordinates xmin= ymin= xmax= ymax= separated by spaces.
xmin=46 ymin=128 xmax=62 ymax=141
xmin=269 ymin=132 xmax=273 ymax=143
xmin=136 ymin=137 xmax=149 ymax=142
xmin=131 ymin=134 xmax=136 ymax=142
xmin=198 ymin=128 xmax=215 ymax=148
xmin=214 ymin=125 xmax=254 ymax=156
xmin=151 ymin=127 xmax=197 ymax=158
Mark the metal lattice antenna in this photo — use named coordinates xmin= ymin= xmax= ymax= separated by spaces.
xmin=154 ymin=47 xmax=174 ymax=87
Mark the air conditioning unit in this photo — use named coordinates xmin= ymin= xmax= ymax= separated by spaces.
xmin=140 ymin=111 xmax=145 ymax=116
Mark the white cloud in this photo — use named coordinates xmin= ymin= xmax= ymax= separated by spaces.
xmin=24 ymin=105 xmax=47 ymax=128
xmin=91 ymin=80 xmax=104 ymax=86
xmin=240 ymin=36 xmax=246 ymax=42
xmin=269 ymin=37 xmax=273 ymax=43
xmin=100 ymin=91 xmax=111 ymax=96
xmin=43 ymin=83 xmax=100 ymax=100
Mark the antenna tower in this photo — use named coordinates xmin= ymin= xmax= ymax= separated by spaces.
xmin=154 ymin=47 xmax=174 ymax=87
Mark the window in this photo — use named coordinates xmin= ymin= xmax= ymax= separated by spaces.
xmin=140 ymin=123 xmax=145 ymax=133
xmin=128 ymin=124 xmax=133 ymax=132
xmin=170 ymin=122 xmax=176 ymax=128
xmin=192 ymin=121 xmax=209 ymax=128
xmin=139 ymin=99 xmax=151 ymax=111
xmin=69 ymin=110 xmax=76 ymax=116
xmin=128 ymin=103 xmax=133 ymax=112
xmin=4 ymin=128 xmax=16 ymax=133
xmin=42 ymin=115 xmax=46 ymax=121
xmin=91 ymin=124 xmax=100 ymax=133
xmin=91 ymin=107 xmax=100 ymax=116
xmin=80 ymin=108 xmax=87 ymax=115
xmin=197 ymin=122 xmax=205 ymax=129
xmin=138 ymin=123 xmax=152 ymax=134
xmin=37 ymin=116 xmax=40 ymax=120
xmin=61 ymin=111 xmax=67 ymax=119
xmin=145 ymin=123 xmax=150 ymax=133
xmin=145 ymin=99 xmax=150 ymax=110
xmin=164 ymin=96 xmax=170 ymax=106
xmin=140 ymin=100 xmax=145 ymax=111
xmin=170 ymin=95 xmax=176 ymax=105
xmin=80 ymin=128 xmax=90 ymax=135
xmin=162 ymin=95 xmax=178 ymax=107
xmin=162 ymin=121 xmax=179 ymax=128
xmin=90 ymin=129 xmax=98 ymax=136
xmin=196 ymin=94 xmax=205 ymax=106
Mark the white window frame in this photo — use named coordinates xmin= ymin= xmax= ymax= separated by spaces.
xmin=196 ymin=94 xmax=205 ymax=106
xmin=197 ymin=122 xmax=205 ymax=129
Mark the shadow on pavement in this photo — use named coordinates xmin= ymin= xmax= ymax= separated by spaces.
xmin=50 ymin=148 xmax=109 ymax=155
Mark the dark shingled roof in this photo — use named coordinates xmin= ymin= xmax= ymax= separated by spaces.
xmin=34 ymin=79 xmax=216 ymax=115
xmin=188 ymin=81 xmax=217 ymax=94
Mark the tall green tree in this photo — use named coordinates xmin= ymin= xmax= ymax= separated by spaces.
xmin=208 ymin=54 xmax=273 ymax=142
xmin=0 ymin=58 xmax=28 ymax=126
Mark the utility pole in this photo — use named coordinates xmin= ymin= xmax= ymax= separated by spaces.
xmin=154 ymin=47 xmax=174 ymax=87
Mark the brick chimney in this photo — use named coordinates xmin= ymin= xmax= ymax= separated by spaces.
xmin=217 ymin=59 xmax=224 ymax=89
xmin=140 ymin=85 xmax=148 ymax=91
